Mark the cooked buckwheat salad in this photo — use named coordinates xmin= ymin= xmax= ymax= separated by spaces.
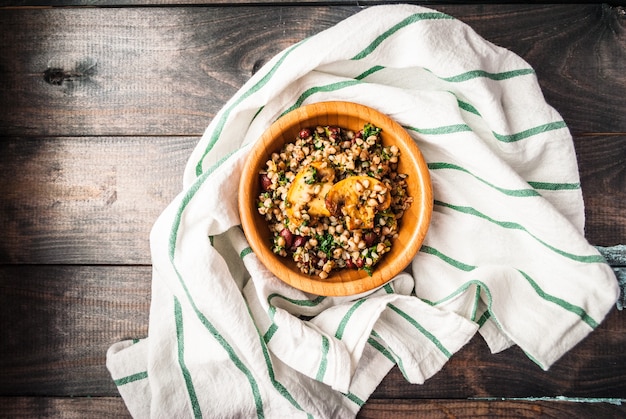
xmin=257 ymin=122 xmax=412 ymax=278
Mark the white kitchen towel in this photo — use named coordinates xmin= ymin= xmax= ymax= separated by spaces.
xmin=107 ymin=4 xmax=619 ymax=418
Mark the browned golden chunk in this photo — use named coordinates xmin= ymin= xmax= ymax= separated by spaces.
xmin=286 ymin=161 xmax=335 ymax=227
xmin=325 ymin=176 xmax=391 ymax=230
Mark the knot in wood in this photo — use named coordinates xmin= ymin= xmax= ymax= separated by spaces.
xmin=43 ymin=68 xmax=68 ymax=86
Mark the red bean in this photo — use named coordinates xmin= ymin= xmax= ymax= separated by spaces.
xmin=280 ymin=229 xmax=293 ymax=248
xmin=355 ymin=258 xmax=364 ymax=268
xmin=260 ymin=174 xmax=272 ymax=191
xmin=345 ymin=259 xmax=355 ymax=269
xmin=364 ymin=232 xmax=378 ymax=247
xmin=292 ymin=235 xmax=307 ymax=249
xmin=299 ymin=128 xmax=311 ymax=139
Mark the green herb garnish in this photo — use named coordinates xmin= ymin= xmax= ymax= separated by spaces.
xmin=304 ymin=166 xmax=318 ymax=185
xmin=362 ymin=123 xmax=382 ymax=139
xmin=317 ymin=232 xmax=336 ymax=258
xmin=278 ymin=171 xmax=288 ymax=186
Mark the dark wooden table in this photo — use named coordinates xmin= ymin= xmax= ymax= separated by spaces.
xmin=1 ymin=1 xmax=625 ymax=417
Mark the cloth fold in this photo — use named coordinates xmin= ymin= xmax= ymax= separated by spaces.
xmin=107 ymin=4 xmax=619 ymax=418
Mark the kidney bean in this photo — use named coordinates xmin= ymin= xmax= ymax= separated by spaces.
xmin=345 ymin=259 xmax=356 ymax=269
xmin=355 ymin=258 xmax=364 ymax=268
xmin=260 ymin=174 xmax=272 ymax=191
xmin=299 ymin=128 xmax=312 ymax=139
xmin=291 ymin=235 xmax=307 ymax=249
xmin=364 ymin=232 xmax=378 ymax=247
xmin=280 ymin=228 xmax=293 ymax=248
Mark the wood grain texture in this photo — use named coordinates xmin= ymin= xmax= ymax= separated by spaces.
xmin=0 ymin=397 xmax=132 ymax=418
xmin=1 ymin=265 xmax=624 ymax=398
xmin=0 ymin=5 xmax=625 ymax=136
xmin=576 ymin=135 xmax=626 ymax=246
xmin=1 ymin=2 xmax=625 ymax=418
xmin=357 ymin=399 xmax=626 ymax=418
xmin=0 ymin=134 xmax=622 ymax=266
xmin=1 ymin=396 xmax=625 ymax=418
xmin=439 ymin=4 xmax=626 ymax=134
xmin=0 ymin=136 xmax=196 ymax=264
xmin=0 ymin=266 xmax=151 ymax=396
xmin=1 ymin=0 xmax=621 ymax=7
xmin=1 ymin=0 xmax=605 ymax=6
xmin=0 ymin=6 xmax=354 ymax=136
xmin=372 ymin=306 xmax=626 ymax=399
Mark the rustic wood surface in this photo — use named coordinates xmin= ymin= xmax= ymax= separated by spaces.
xmin=1 ymin=2 xmax=625 ymax=418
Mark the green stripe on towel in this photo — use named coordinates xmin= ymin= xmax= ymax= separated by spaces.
xmin=351 ymin=12 xmax=454 ymax=60
xmin=196 ymin=40 xmax=308 ymax=176
xmin=113 ymin=371 xmax=148 ymax=387
xmin=517 ymin=270 xmax=599 ymax=329
xmin=367 ymin=336 xmax=396 ymax=364
xmin=420 ymin=245 xmax=476 ymax=272
xmin=267 ymin=293 xmax=326 ymax=308
xmin=168 ymin=162 xmax=266 ymax=418
xmin=174 ymin=297 xmax=202 ymax=419
xmin=493 ymin=121 xmax=567 ymax=143
xmin=455 ymin=97 xmax=481 ymax=116
xmin=316 ymin=336 xmax=330 ymax=381
xmin=280 ymin=80 xmax=362 ymax=117
xmin=439 ymin=68 xmax=535 ymax=83
xmin=419 ymin=246 xmax=600 ymax=329
xmin=406 ymin=124 xmax=472 ymax=135
xmin=527 ymin=181 xmax=581 ymax=191
xmin=355 ymin=65 xmax=385 ymax=80
xmin=434 ymin=200 xmax=606 ymax=264
xmin=428 ymin=162 xmax=541 ymax=197
xmin=263 ymin=323 xmax=278 ymax=343
xmin=239 ymin=247 xmax=254 ymax=259
xmin=387 ymin=303 xmax=452 ymax=358
xmin=244 ymin=301 xmax=313 ymax=418
xmin=343 ymin=392 xmax=365 ymax=407
xmin=335 ymin=299 xmax=367 ymax=340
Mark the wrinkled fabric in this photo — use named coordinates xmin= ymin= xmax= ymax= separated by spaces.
xmin=107 ymin=4 xmax=619 ymax=418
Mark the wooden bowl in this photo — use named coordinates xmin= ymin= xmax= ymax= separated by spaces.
xmin=239 ymin=101 xmax=433 ymax=296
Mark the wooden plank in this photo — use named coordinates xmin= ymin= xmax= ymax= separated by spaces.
xmin=1 ymin=265 xmax=624 ymax=398
xmin=1 ymin=396 xmax=625 ymax=418
xmin=575 ymin=135 xmax=626 ymax=246
xmin=372 ymin=306 xmax=626 ymax=399
xmin=0 ymin=136 xmax=196 ymax=264
xmin=0 ymin=6 xmax=353 ymax=137
xmin=358 ymin=399 xmax=626 ymax=418
xmin=0 ymin=397 xmax=131 ymax=418
xmin=439 ymin=3 xmax=626 ymax=135
xmin=0 ymin=5 xmax=624 ymax=137
xmin=0 ymin=0 xmax=596 ymax=9
xmin=1 ymin=134 xmax=623 ymax=265
xmin=0 ymin=265 xmax=151 ymax=396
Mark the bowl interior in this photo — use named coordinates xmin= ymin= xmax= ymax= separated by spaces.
xmin=239 ymin=101 xmax=432 ymax=296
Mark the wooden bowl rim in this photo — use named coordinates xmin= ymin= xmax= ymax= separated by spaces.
xmin=238 ymin=101 xmax=433 ymax=296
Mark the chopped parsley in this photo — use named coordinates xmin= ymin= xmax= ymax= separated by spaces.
xmin=304 ymin=166 xmax=318 ymax=184
xmin=362 ymin=123 xmax=382 ymax=139
xmin=316 ymin=232 xmax=336 ymax=258
xmin=278 ymin=171 xmax=288 ymax=186
xmin=313 ymin=131 xmax=324 ymax=149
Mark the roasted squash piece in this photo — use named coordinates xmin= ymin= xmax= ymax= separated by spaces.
xmin=325 ymin=176 xmax=391 ymax=230
xmin=286 ymin=161 xmax=335 ymax=226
